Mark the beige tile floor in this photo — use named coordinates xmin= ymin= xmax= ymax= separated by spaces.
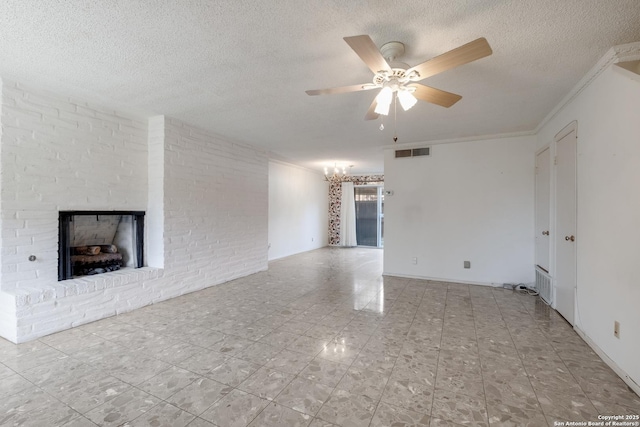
xmin=1 ymin=247 xmax=638 ymax=426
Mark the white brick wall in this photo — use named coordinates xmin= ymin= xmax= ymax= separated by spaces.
xmin=161 ymin=118 xmax=268 ymax=287
xmin=0 ymin=80 xmax=148 ymax=293
xmin=0 ymin=80 xmax=269 ymax=342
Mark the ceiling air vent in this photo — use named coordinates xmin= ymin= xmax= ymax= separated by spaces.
xmin=395 ymin=147 xmax=430 ymax=158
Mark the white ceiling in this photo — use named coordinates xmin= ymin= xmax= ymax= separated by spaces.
xmin=1 ymin=1 xmax=639 ymax=173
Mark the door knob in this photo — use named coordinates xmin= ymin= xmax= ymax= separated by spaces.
xmin=565 ymin=235 xmax=575 ymax=241
xmin=542 ymin=231 xmax=549 ymax=236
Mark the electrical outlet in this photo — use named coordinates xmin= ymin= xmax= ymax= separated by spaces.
xmin=464 ymin=261 xmax=471 ymax=269
xmin=411 ymin=257 xmax=417 ymax=265
xmin=614 ymin=321 xmax=620 ymax=338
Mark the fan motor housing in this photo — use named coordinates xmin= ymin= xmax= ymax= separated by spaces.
xmin=380 ymin=41 xmax=405 ymax=62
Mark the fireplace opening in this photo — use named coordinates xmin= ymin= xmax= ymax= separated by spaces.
xmin=58 ymin=211 xmax=145 ymax=281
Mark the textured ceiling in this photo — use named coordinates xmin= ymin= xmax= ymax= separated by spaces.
xmin=1 ymin=1 xmax=639 ymax=173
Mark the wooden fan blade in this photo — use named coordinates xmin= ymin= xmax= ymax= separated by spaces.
xmin=365 ymin=97 xmax=379 ymax=120
xmin=407 ymin=37 xmax=492 ymax=81
xmin=306 ymin=84 xmax=376 ymax=96
xmin=409 ymin=84 xmax=462 ymax=108
xmin=344 ymin=35 xmax=391 ymax=74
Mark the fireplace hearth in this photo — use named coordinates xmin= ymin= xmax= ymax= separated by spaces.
xmin=58 ymin=211 xmax=145 ymax=281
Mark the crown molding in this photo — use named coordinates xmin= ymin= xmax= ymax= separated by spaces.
xmin=381 ymin=130 xmax=535 ymax=151
xmin=267 ymin=152 xmax=326 ymax=176
xmin=534 ymin=41 xmax=640 ymax=134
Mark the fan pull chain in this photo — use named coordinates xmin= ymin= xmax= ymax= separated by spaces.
xmin=393 ymin=93 xmax=398 ymax=143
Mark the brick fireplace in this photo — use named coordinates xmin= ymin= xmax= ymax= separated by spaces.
xmin=0 ymin=79 xmax=268 ymax=343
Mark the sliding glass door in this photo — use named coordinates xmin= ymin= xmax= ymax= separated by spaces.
xmin=354 ymin=186 xmax=384 ymax=248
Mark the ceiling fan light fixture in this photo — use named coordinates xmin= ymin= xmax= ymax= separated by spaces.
xmin=374 ymin=100 xmax=391 ymax=116
xmin=376 ymin=87 xmax=393 ymax=105
xmin=374 ymin=87 xmax=393 ymax=115
xmin=305 ymin=35 xmax=492 ymax=120
xmin=398 ymin=90 xmax=418 ymax=111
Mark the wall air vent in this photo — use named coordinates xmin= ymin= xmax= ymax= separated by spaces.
xmin=395 ymin=147 xmax=430 ymax=158
xmin=394 ymin=149 xmax=412 ymax=158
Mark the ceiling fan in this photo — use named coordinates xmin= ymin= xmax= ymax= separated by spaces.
xmin=306 ymin=35 xmax=492 ymax=120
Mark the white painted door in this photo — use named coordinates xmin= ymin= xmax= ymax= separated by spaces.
xmin=535 ymin=147 xmax=551 ymax=272
xmin=554 ymin=123 xmax=577 ymax=325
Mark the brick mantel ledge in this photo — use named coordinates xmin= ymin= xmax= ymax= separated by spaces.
xmin=6 ymin=267 xmax=164 ymax=307
xmin=0 ymin=267 xmax=166 ymax=343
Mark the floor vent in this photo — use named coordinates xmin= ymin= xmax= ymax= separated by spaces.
xmin=535 ymin=265 xmax=552 ymax=304
xmin=395 ymin=147 xmax=430 ymax=158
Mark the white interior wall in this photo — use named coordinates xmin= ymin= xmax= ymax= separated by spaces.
xmin=268 ymin=160 xmax=328 ymax=260
xmin=536 ymin=64 xmax=640 ymax=388
xmin=383 ymin=135 xmax=537 ymax=285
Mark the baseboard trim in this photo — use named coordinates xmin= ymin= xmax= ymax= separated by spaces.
xmin=574 ymin=326 xmax=640 ymax=397
xmin=268 ymin=244 xmax=329 ymax=262
xmin=382 ymin=272 xmax=501 ymax=288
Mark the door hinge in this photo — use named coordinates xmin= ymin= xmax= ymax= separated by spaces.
xmin=554 ymin=156 xmax=558 ymax=165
